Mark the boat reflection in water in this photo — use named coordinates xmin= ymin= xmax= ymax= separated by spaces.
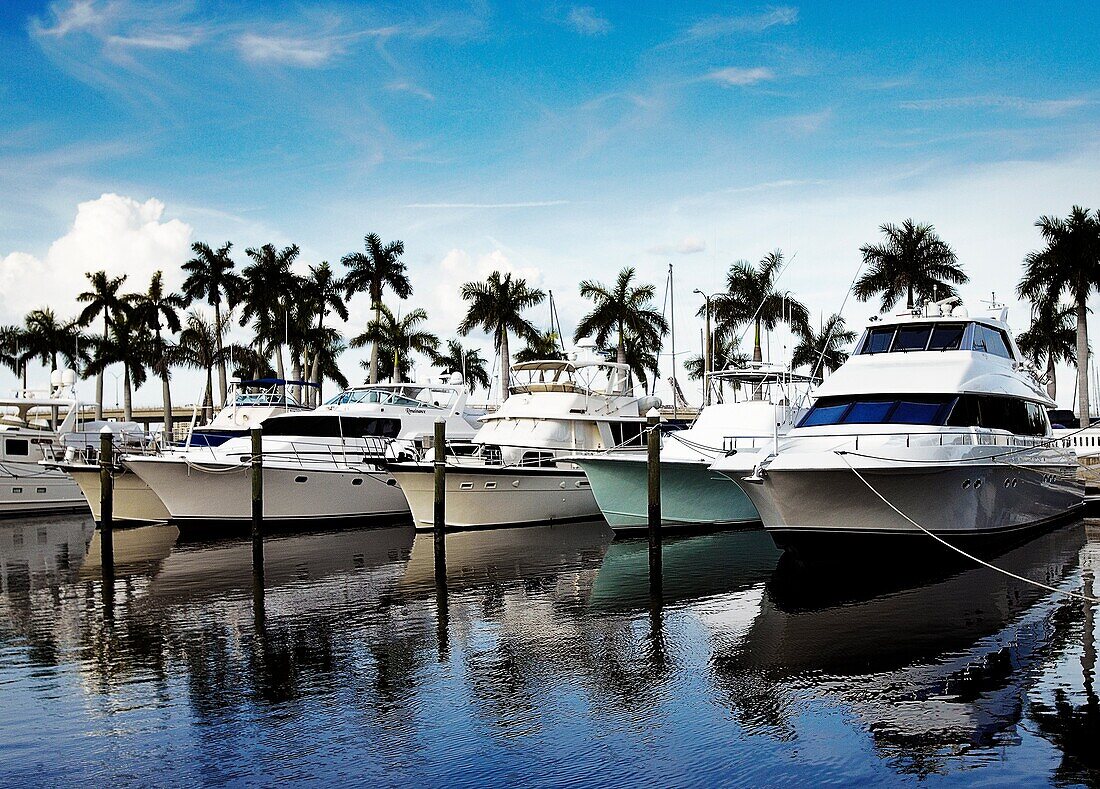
xmin=1 ymin=510 xmax=1098 ymax=785
xmin=715 ymin=521 xmax=1094 ymax=777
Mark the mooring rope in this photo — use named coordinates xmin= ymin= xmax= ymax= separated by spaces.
xmin=835 ymin=450 xmax=1098 ymax=604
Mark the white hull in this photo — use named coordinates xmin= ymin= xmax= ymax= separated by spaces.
xmin=126 ymin=456 xmax=410 ymax=525
xmin=60 ymin=464 xmax=170 ymax=523
xmin=0 ymin=464 xmax=86 ymax=516
xmin=388 ymin=463 xmax=600 ymax=530
xmin=722 ymin=447 xmax=1083 ymax=552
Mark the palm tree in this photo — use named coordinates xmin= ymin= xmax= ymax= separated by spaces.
xmin=513 ymin=329 xmax=568 ymax=363
xmin=301 ymin=262 xmax=348 ymax=406
xmin=854 ymin=219 xmax=968 ymax=312
xmin=792 ymin=314 xmax=858 ymax=381
xmin=1018 ymin=206 xmax=1100 ymax=421
xmin=21 ymin=309 xmax=85 ymax=425
xmin=341 ymin=233 xmax=411 ymax=384
xmin=176 ymin=310 xmax=233 ymax=423
xmin=85 ymin=313 xmax=149 ymax=422
xmin=685 ymin=336 xmax=749 ymax=403
xmin=1017 ymin=298 xmax=1079 ymax=400
xmin=575 ymin=267 xmax=669 ymax=368
xmin=127 ymin=272 xmax=187 ymax=433
xmin=608 ymin=335 xmax=659 ymax=394
xmin=350 ymin=305 xmax=439 ymax=383
xmin=0 ymin=327 xmax=26 ymax=383
xmin=307 ymin=330 xmax=349 ymax=402
xmin=240 ymin=243 xmax=299 ymax=381
xmin=430 ymin=339 xmax=492 ymax=391
xmin=76 ymin=271 xmax=128 ymax=419
xmin=710 ymin=251 xmax=809 ymax=364
xmin=182 ymin=241 xmax=244 ymax=406
xmin=458 ymin=271 xmax=545 ymax=400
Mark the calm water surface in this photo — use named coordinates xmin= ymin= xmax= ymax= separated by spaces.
xmin=1 ymin=514 xmax=1098 ymax=787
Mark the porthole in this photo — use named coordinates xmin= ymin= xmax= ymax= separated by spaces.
xmin=575 ymin=480 xmax=590 ymax=488
xmin=351 ymin=478 xmax=363 ymax=486
xmin=961 ymin=480 xmax=970 ymax=489
xmin=460 ymin=482 xmax=473 ymax=490
xmin=294 ymin=475 xmax=308 ymax=483
xmin=1004 ymin=478 xmax=1011 ymax=488
xmin=484 ymin=481 xmax=497 ymax=490
xmin=974 ymin=479 xmax=983 ymax=489
xmin=35 ymin=487 xmax=46 ymax=494
xmin=559 ymin=481 xmax=567 ymax=489
xmin=1012 ymin=478 xmax=1018 ymax=488
xmin=11 ymin=487 xmax=21 ymax=494
xmin=386 ymin=479 xmax=397 ymax=486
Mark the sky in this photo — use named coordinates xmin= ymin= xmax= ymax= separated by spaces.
xmin=2 ymin=0 xmax=1100 ymax=408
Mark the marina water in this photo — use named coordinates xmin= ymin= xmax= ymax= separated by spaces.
xmin=2 ymin=515 xmax=1098 ymax=786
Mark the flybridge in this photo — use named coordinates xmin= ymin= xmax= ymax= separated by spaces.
xmin=854 ymin=298 xmax=1017 ymax=360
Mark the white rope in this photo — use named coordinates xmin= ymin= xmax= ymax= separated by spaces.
xmin=835 ymin=450 xmax=1097 ymax=604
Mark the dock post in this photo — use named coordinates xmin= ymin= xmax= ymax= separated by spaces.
xmin=646 ymin=408 xmax=662 ymax=594
xmin=433 ymin=418 xmax=447 ymax=582
xmin=98 ymin=426 xmax=114 ymax=576
xmin=251 ymin=427 xmax=264 ymax=581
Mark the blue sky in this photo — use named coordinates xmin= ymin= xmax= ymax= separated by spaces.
xmin=2 ymin=1 xmax=1100 ymax=405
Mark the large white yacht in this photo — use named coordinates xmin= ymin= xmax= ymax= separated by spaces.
xmin=124 ymin=378 xmax=480 ymax=528
xmin=47 ymin=378 xmax=312 ymax=524
xmin=712 ymin=298 xmax=1084 ymax=555
xmin=0 ymin=371 xmax=87 ymax=516
xmin=387 ymin=345 xmax=659 ymax=530
xmin=575 ymin=364 xmax=815 ymax=533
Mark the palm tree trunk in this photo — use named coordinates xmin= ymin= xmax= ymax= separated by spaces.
xmin=123 ymin=364 xmax=133 ymax=422
xmin=617 ymin=322 xmax=626 ymax=365
xmin=1077 ymin=290 xmax=1090 ymax=424
xmin=291 ymin=355 xmax=302 ymax=403
xmin=162 ymin=372 xmax=173 ymax=437
xmin=906 ymin=283 xmax=914 ymax=310
xmin=753 ymin=319 xmax=763 ymax=363
xmin=369 ymin=303 xmax=381 ymax=384
xmin=205 ymin=366 xmax=214 ymax=423
xmin=1046 ymin=354 xmax=1057 ymax=400
xmin=95 ymin=372 xmax=104 ymax=420
xmin=214 ymin=302 xmax=227 ymax=407
xmin=500 ymin=330 xmax=510 ymax=401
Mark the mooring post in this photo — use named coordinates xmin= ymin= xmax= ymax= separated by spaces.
xmin=647 ymin=408 xmax=662 ymax=593
xmin=251 ymin=427 xmax=264 ymax=580
xmin=433 ymin=418 xmax=447 ymax=581
xmin=98 ymin=425 xmax=114 ymax=576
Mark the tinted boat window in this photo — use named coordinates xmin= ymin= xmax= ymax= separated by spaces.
xmin=862 ymin=328 xmax=894 ymax=354
xmin=262 ymin=415 xmax=401 ymax=438
xmin=972 ymin=325 xmax=1012 ymax=358
xmin=928 ymin=323 xmax=965 ymax=351
xmin=892 ymin=325 xmax=932 ymax=352
xmin=844 ymin=401 xmax=894 ymax=423
xmin=890 ymin=400 xmax=949 ymax=425
xmin=800 ymin=403 xmax=850 ymax=426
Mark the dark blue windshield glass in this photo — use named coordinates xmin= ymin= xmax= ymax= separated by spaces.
xmin=798 ymin=395 xmax=956 ymax=428
xmin=800 ymin=404 xmax=850 ymax=426
xmin=843 ymin=401 xmax=894 ymax=423
xmin=892 ymin=325 xmax=931 ymax=351
xmin=862 ymin=328 xmax=894 ymax=354
xmin=889 ymin=400 xmax=949 ymax=424
xmin=928 ymin=323 xmax=964 ymax=350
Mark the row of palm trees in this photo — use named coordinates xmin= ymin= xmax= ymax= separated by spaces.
xmin=4 ymin=206 xmax=1097 ymax=426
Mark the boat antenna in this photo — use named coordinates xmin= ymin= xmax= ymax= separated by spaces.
xmin=668 ymin=263 xmax=676 ymax=419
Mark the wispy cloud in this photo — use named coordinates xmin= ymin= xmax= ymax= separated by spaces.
xmin=723 ymin=178 xmax=828 ymax=194
xmin=899 ymin=95 xmax=1092 ymax=118
xmin=106 ymin=32 xmax=199 ymax=51
xmin=31 ymin=0 xmax=105 ymax=37
xmin=404 ymin=201 xmax=570 ymax=209
xmin=386 ymin=80 xmax=435 ymax=101
xmin=679 ymin=6 xmax=798 ymax=42
xmin=701 ymin=66 xmax=775 ymax=87
xmin=648 ymin=236 xmax=706 ymax=255
xmin=236 ymin=32 xmax=345 ymax=66
xmin=565 ymin=6 xmax=611 ymax=36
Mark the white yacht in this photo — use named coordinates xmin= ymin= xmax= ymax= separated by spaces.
xmin=0 ymin=371 xmax=87 ymax=516
xmin=387 ymin=346 xmax=660 ymax=530
xmin=575 ymin=364 xmax=815 ymax=533
xmin=712 ymin=299 xmax=1084 ymax=556
xmin=124 ymin=378 xmax=480 ymax=528
xmin=48 ymin=378 xmax=311 ymax=524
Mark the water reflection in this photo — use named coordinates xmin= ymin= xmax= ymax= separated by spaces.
xmin=0 ymin=514 xmax=1097 ymax=785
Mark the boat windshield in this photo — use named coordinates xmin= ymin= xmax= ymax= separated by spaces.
xmin=230 ymin=393 xmax=301 ymax=407
xmin=798 ymin=393 xmax=1048 ymax=435
xmin=856 ymin=322 xmax=1009 ymax=356
xmin=325 ymin=385 xmax=455 ymax=409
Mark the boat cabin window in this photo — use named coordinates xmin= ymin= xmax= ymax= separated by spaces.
xmin=971 ymin=324 xmax=1012 ymax=358
xmin=863 ymin=327 xmax=895 ymax=354
xmin=261 ymin=415 xmax=401 ymax=439
xmin=799 ymin=395 xmax=955 ymax=427
xmin=800 ymin=393 xmax=1047 ymax=435
xmin=4 ymin=438 xmax=29 ymax=457
xmin=608 ymin=421 xmax=644 ymax=447
xmin=927 ymin=323 xmax=965 ymax=351
xmin=891 ymin=325 xmax=932 ymax=352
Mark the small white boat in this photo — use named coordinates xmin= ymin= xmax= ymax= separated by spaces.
xmin=0 ymin=371 xmax=88 ymax=517
xmin=712 ymin=298 xmax=1084 ymax=556
xmin=575 ymin=364 xmax=815 ymax=533
xmin=125 ymin=378 xmax=480 ymax=528
xmin=387 ymin=344 xmax=661 ymax=531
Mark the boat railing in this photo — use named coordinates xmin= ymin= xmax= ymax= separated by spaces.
xmin=788 ymin=428 xmax=1061 ymax=453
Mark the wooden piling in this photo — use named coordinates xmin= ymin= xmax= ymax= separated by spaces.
xmin=433 ymin=418 xmax=447 ymax=581
xmin=251 ymin=427 xmax=264 ymax=578
xmin=646 ymin=408 xmax=662 ymax=593
xmin=98 ymin=426 xmax=114 ymax=575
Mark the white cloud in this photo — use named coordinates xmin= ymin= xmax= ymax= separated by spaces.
xmin=105 ymin=32 xmax=198 ymax=51
xmin=0 ymin=193 xmax=192 ymax=325
xmin=32 ymin=0 xmax=106 ymax=37
xmin=702 ymin=67 xmax=775 ymax=87
xmin=429 ymin=248 xmax=545 ymax=332
xmin=404 ymin=200 xmax=570 ymax=209
xmin=681 ymin=7 xmax=798 ymax=41
xmin=649 ymin=237 xmax=707 ymax=255
xmin=236 ymin=32 xmax=342 ymax=66
xmin=899 ymin=95 xmax=1091 ymax=118
xmin=386 ymin=80 xmax=435 ymax=101
xmin=566 ymin=6 xmax=611 ymax=36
